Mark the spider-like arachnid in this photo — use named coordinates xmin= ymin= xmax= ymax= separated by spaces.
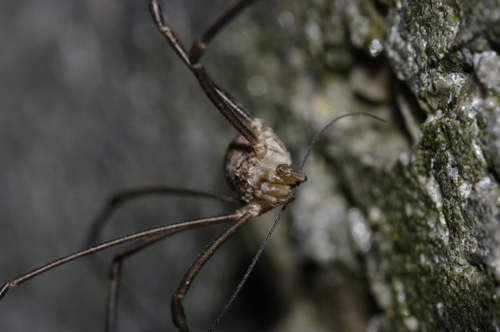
xmin=0 ymin=1 xmax=385 ymax=331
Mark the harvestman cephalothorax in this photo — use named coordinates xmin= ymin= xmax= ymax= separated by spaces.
xmin=0 ymin=0 xmax=385 ymax=331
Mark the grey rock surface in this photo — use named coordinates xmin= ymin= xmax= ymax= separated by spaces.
xmin=285 ymin=0 xmax=500 ymax=331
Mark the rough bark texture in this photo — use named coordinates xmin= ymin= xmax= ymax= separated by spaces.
xmin=272 ymin=0 xmax=500 ymax=331
xmin=1 ymin=0 xmax=499 ymax=332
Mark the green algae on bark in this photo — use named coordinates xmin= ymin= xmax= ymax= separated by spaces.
xmin=267 ymin=0 xmax=500 ymax=331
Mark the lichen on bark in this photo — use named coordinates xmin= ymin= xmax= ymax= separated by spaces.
xmin=280 ymin=0 xmax=500 ymax=331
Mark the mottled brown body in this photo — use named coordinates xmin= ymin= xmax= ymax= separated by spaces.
xmin=224 ymin=118 xmax=306 ymax=212
xmin=224 ymin=134 xmax=257 ymax=202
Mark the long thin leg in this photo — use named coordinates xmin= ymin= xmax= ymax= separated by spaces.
xmin=105 ymin=231 xmax=187 ymax=332
xmin=189 ymin=0 xmax=259 ymax=64
xmin=148 ymin=0 xmax=256 ymax=123
xmin=214 ymin=84 xmax=254 ymax=123
xmin=171 ymin=203 xmax=261 ymax=332
xmin=84 ymin=186 xmax=240 ymax=248
xmin=0 ymin=213 xmax=239 ymax=300
xmin=190 ymin=0 xmax=257 ymax=122
xmin=148 ymin=0 xmax=261 ymax=147
xmin=187 ymin=0 xmax=259 ymax=122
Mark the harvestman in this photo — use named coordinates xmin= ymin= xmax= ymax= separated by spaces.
xmin=0 ymin=0 xmax=385 ymax=331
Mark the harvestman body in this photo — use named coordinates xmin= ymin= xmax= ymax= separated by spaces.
xmin=0 ymin=0 xmax=384 ymax=331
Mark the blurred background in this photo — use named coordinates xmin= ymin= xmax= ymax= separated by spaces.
xmin=0 ymin=0 xmax=295 ymax=331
